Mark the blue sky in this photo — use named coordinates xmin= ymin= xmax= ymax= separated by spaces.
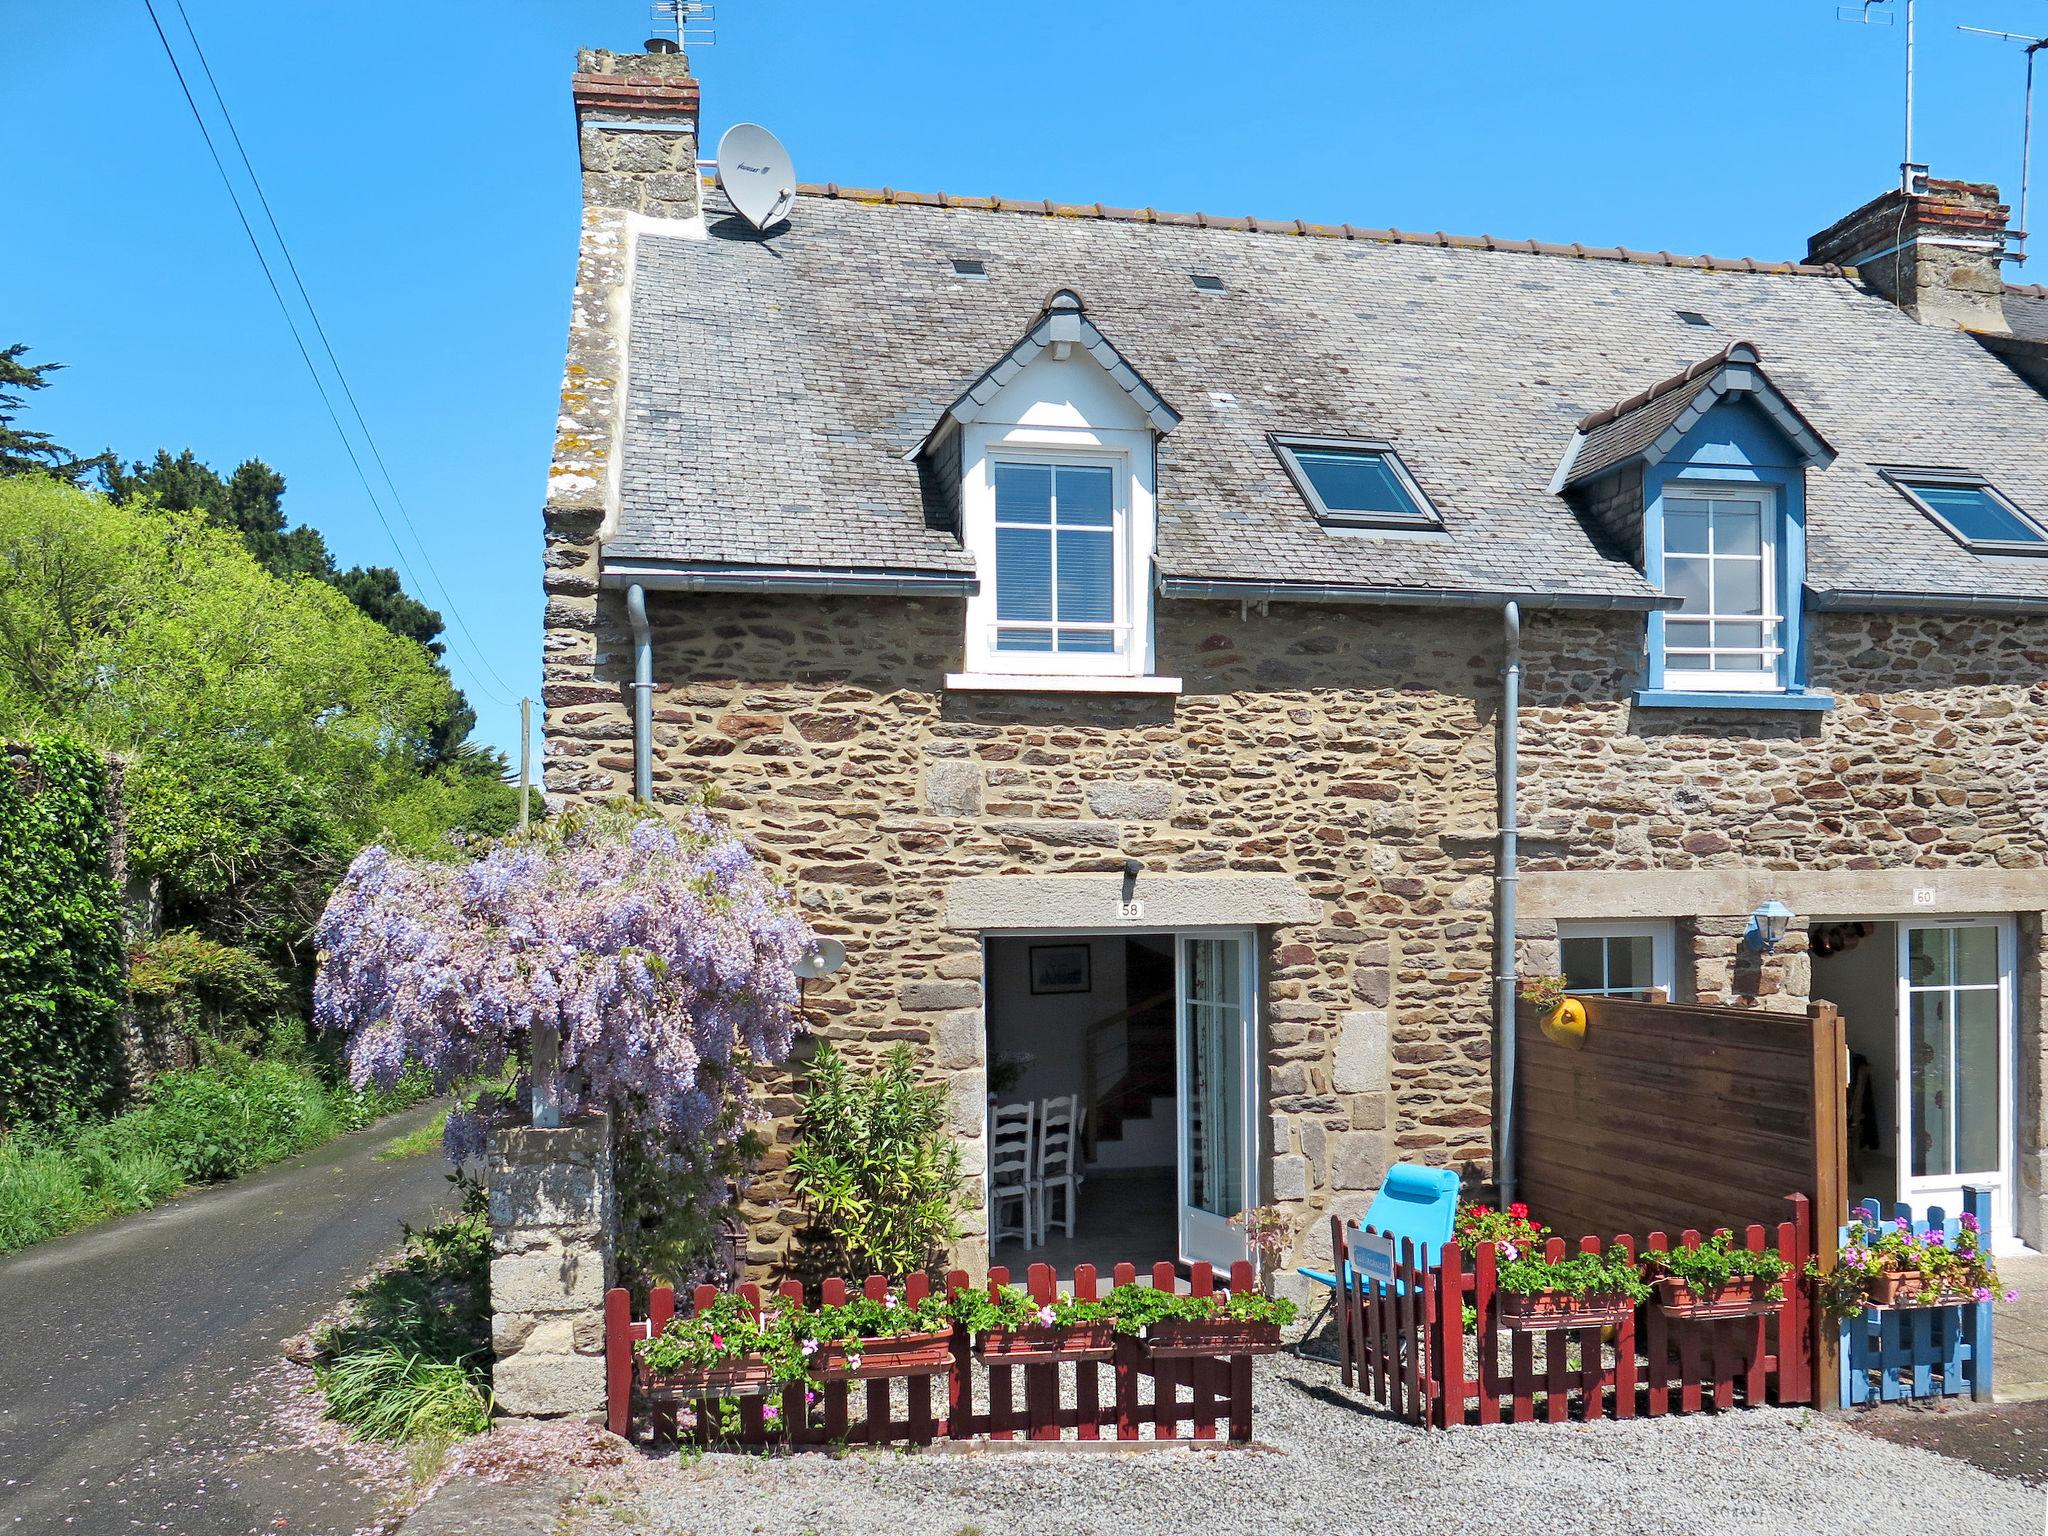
xmin=8 ymin=1 xmax=2045 ymax=760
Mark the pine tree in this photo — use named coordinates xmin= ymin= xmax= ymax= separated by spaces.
xmin=0 ymin=344 xmax=114 ymax=485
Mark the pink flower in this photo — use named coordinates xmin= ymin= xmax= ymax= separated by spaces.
xmin=711 ymin=1333 xmax=725 ymax=1348
xmin=1036 ymin=1306 xmax=1057 ymax=1327
xmin=847 ymin=1353 xmax=863 ymax=1371
xmin=1975 ymin=1287 xmax=1994 ymax=1302
xmin=2006 ymin=1290 xmax=2020 ymax=1303
xmin=1499 ymin=1241 xmax=1521 ymax=1263
xmin=801 ymin=1338 xmax=818 ymax=1356
xmin=763 ymin=1405 xmax=780 ymax=1424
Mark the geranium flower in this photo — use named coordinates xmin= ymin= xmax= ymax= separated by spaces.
xmin=2006 ymin=1291 xmax=2020 ymax=1303
xmin=1975 ymin=1287 xmax=1995 ymax=1302
xmin=1509 ymin=1203 xmax=1530 ymax=1219
xmin=763 ymin=1405 xmax=780 ymax=1424
xmin=1959 ymin=1212 xmax=1980 ymax=1232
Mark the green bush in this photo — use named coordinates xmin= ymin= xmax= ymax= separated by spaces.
xmin=787 ymin=1041 xmax=963 ymax=1279
xmin=317 ymin=1178 xmax=492 ymax=1445
xmin=0 ymin=739 xmax=126 ymax=1126
xmin=128 ymin=929 xmax=285 ymax=1051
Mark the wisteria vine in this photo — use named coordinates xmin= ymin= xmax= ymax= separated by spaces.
xmin=312 ymin=803 xmax=815 ymax=1175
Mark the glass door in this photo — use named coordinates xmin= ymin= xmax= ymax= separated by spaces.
xmin=1897 ymin=920 xmax=2014 ymax=1241
xmin=1177 ymin=933 xmax=1256 ymax=1269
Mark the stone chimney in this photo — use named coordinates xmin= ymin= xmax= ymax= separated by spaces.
xmin=571 ymin=47 xmax=702 ymax=218
xmin=543 ymin=45 xmax=703 ymax=805
xmin=1807 ymin=179 xmax=2014 ymax=332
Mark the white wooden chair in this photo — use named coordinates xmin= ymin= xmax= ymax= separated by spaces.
xmin=1033 ymin=1093 xmax=1084 ymax=1244
xmin=987 ymin=1099 xmax=1037 ymax=1251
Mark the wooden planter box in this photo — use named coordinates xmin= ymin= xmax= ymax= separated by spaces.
xmin=816 ymin=1330 xmax=955 ymax=1381
xmin=976 ymin=1322 xmax=1116 ymax=1364
xmin=1496 ymin=1289 xmax=1637 ymax=1331
xmin=1654 ymin=1275 xmax=1779 ymax=1321
xmin=1865 ymin=1270 xmax=1955 ymax=1308
xmin=1146 ymin=1319 xmax=1282 ymax=1359
xmin=641 ymin=1355 xmax=775 ymax=1394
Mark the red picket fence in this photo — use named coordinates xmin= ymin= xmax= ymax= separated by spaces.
xmin=605 ymin=1259 xmax=1262 ymax=1447
xmin=1336 ymin=1193 xmax=1815 ymax=1427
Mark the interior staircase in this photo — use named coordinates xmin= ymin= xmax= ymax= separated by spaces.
xmin=1084 ymin=937 xmax=1178 ymax=1166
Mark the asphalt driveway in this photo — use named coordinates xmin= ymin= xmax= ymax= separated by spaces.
xmin=0 ymin=1101 xmax=457 ymax=1535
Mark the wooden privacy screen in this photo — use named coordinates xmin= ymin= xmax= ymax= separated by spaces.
xmin=1514 ymin=997 xmax=1847 ymax=1246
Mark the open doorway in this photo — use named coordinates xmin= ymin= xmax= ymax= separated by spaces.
xmin=1810 ymin=916 xmax=2018 ymax=1247
xmin=982 ymin=931 xmax=1256 ymax=1275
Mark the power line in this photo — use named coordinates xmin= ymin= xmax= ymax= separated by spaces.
xmin=139 ymin=0 xmax=519 ymax=712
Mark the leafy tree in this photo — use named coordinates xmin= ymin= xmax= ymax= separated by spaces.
xmin=0 ymin=344 xmax=113 ymax=486
xmin=0 ymin=476 xmax=518 ymax=967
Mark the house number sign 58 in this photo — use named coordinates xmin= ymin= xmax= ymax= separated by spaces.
xmin=1118 ymin=898 xmax=1145 ymax=920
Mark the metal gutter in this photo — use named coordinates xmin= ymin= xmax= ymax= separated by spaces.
xmin=625 ymin=583 xmax=654 ymax=805
xmin=1157 ymin=575 xmax=1676 ymax=612
xmin=603 ymin=562 xmax=977 ymax=597
xmin=1810 ymin=588 xmax=2048 ymax=615
xmin=1495 ymin=601 xmax=1521 ymax=1208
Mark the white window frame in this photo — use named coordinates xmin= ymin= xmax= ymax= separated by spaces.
xmin=1657 ymin=485 xmax=1782 ymax=693
xmin=1557 ymin=919 xmax=1675 ymax=1000
xmin=959 ymin=427 xmax=1156 ymax=682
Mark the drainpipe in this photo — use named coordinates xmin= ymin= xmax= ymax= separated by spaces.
xmin=626 ymin=582 xmax=653 ymax=805
xmin=1495 ymin=601 xmax=1522 ymax=1207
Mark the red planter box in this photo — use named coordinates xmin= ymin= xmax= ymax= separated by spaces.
xmin=1146 ymin=1320 xmax=1282 ymax=1359
xmin=1654 ymin=1275 xmax=1779 ymax=1321
xmin=976 ymin=1323 xmax=1116 ymax=1364
xmin=1496 ymin=1289 xmax=1636 ymax=1331
xmin=816 ymin=1330 xmax=955 ymax=1380
xmin=641 ymin=1355 xmax=775 ymax=1394
xmin=1865 ymin=1270 xmax=1961 ymax=1308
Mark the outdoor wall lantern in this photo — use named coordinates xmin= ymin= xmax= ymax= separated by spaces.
xmin=1744 ymin=899 xmax=1796 ymax=955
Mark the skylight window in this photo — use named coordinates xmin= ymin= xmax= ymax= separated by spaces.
xmin=951 ymin=257 xmax=988 ymax=279
xmin=1190 ymin=273 xmax=1226 ymax=293
xmin=1271 ymin=435 xmax=1440 ymax=529
xmin=1881 ymin=469 xmax=2048 ymax=554
xmin=1676 ymin=310 xmax=1713 ymax=328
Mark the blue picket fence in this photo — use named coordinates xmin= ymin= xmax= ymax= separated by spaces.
xmin=1838 ymin=1188 xmax=1994 ymax=1406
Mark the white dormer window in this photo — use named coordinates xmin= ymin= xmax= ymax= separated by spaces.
xmin=935 ymin=289 xmax=1181 ymax=694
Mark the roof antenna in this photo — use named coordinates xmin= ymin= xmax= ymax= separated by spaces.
xmin=1958 ymin=24 xmax=2047 ymax=266
xmin=646 ymin=0 xmax=714 ymax=54
xmin=1839 ymin=0 xmax=1927 ymax=196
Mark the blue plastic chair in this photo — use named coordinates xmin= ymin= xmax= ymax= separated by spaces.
xmin=1296 ymin=1163 xmax=1462 ymax=1292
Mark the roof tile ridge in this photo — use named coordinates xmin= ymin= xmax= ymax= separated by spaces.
xmin=1575 ymin=341 xmax=1758 ymax=434
xmin=781 ymin=183 xmax=1854 ymax=277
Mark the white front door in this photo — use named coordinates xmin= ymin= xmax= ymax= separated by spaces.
xmin=1896 ymin=919 xmax=2015 ymax=1244
xmin=1176 ymin=932 xmax=1257 ymax=1270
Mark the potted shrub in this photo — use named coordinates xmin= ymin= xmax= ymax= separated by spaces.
xmin=805 ymin=1290 xmax=956 ymax=1380
xmin=1492 ymin=1242 xmax=1649 ymax=1330
xmin=1812 ymin=1211 xmax=2017 ymax=1317
xmin=636 ymin=1292 xmax=798 ymax=1394
xmin=953 ymin=1285 xmax=1115 ymax=1364
xmin=1103 ymin=1283 xmax=1297 ymax=1359
xmin=1645 ymin=1231 xmax=1789 ymax=1319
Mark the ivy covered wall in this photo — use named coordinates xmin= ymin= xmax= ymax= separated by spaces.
xmin=0 ymin=740 xmax=126 ymax=1126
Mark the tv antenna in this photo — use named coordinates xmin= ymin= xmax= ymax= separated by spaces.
xmin=1959 ymin=24 xmax=2048 ymax=265
xmin=1839 ymin=0 xmax=1927 ymax=195
xmin=646 ymin=0 xmax=714 ymax=53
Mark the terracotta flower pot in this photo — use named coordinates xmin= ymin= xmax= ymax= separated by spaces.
xmin=976 ymin=1322 xmax=1115 ymax=1364
xmin=1496 ymin=1289 xmax=1637 ymax=1331
xmin=1866 ymin=1270 xmax=1931 ymax=1308
xmin=816 ymin=1330 xmax=955 ymax=1381
xmin=1653 ymin=1275 xmax=1778 ymax=1321
xmin=1145 ymin=1319 xmax=1282 ymax=1359
xmin=642 ymin=1354 xmax=775 ymax=1394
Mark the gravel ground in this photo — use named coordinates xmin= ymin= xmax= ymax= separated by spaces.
xmin=546 ymin=1350 xmax=2048 ymax=1536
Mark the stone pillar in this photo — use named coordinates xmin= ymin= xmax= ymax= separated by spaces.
xmin=486 ymin=1113 xmax=615 ymax=1418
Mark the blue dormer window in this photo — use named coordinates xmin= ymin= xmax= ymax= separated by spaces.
xmin=1557 ymin=342 xmax=1837 ymax=713
xmin=1660 ymin=490 xmax=1782 ymax=690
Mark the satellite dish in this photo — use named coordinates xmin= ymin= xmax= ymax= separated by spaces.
xmin=792 ymin=936 xmax=846 ymax=981
xmin=716 ymin=123 xmax=797 ymax=232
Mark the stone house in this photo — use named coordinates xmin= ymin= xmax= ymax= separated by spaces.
xmin=543 ymin=46 xmax=2048 ymax=1293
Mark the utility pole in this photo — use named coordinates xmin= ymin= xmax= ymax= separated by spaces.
xmin=518 ymin=696 xmax=533 ymax=831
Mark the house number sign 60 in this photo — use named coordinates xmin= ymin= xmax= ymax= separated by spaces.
xmin=1912 ymin=888 xmax=1937 ymax=907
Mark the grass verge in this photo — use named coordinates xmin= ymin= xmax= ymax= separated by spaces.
xmin=316 ymin=1177 xmax=492 ymax=1458
xmin=0 ymin=1046 xmax=435 ymax=1255
xmin=376 ymin=1109 xmax=450 ymax=1162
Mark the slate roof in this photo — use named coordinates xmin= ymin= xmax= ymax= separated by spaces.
xmin=606 ymin=186 xmax=2048 ymax=607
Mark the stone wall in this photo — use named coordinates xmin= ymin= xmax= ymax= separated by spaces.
xmin=543 ymin=586 xmax=2048 ymax=1275
xmin=487 ymin=1115 xmax=616 ymax=1418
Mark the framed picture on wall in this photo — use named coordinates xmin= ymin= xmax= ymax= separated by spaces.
xmin=1028 ymin=944 xmax=1091 ymax=995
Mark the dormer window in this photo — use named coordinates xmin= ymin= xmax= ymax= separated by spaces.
xmin=1272 ymin=435 xmax=1440 ymax=530
xmin=922 ymin=288 xmax=1183 ymax=693
xmin=1881 ymin=468 xmax=2048 ymax=555
xmin=1660 ymin=489 xmax=1782 ymax=690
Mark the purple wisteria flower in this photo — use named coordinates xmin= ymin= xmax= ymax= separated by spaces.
xmin=312 ymin=803 xmax=815 ymax=1182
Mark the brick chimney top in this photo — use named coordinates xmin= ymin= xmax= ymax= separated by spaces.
xmin=572 ymin=47 xmax=701 ymax=220
xmin=1807 ymin=178 xmax=2013 ymax=332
